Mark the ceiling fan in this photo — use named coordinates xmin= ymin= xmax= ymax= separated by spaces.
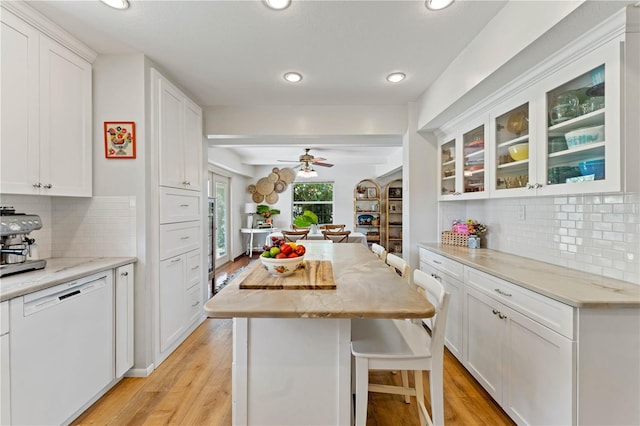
xmin=278 ymin=148 xmax=334 ymax=168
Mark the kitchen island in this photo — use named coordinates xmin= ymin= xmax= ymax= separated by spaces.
xmin=205 ymin=243 xmax=433 ymax=426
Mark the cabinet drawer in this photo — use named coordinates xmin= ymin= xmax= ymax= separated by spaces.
xmin=465 ymin=267 xmax=574 ymax=339
xmin=419 ymin=248 xmax=464 ymax=281
xmin=186 ymin=250 xmax=201 ymax=290
xmin=1 ymin=302 xmax=8 ymax=335
xmin=186 ymin=285 xmax=202 ymax=324
xmin=160 ymin=188 xmax=201 ymax=224
xmin=160 ymin=222 xmax=200 ymax=260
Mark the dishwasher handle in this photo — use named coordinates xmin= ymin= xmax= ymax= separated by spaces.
xmin=24 ymin=278 xmax=106 ymax=316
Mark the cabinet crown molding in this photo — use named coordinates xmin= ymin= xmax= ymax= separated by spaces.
xmin=2 ymin=1 xmax=97 ymax=63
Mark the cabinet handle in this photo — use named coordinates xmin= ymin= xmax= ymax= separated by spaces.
xmin=43 ymin=184 xmax=53 ymax=189
xmin=453 ymin=192 xmax=461 ymax=196
xmin=120 ymin=271 xmax=129 ymax=276
xmin=498 ymin=313 xmax=508 ymax=320
xmin=171 ymin=258 xmax=181 ymax=263
xmin=180 ymin=204 xmax=190 ymax=207
xmin=191 ymin=265 xmax=199 ymax=270
xmin=180 ymin=236 xmax=190 ymax=240
xmin=33 ymin=182 xmax=42 ymax=188
xmin=192 ymin=300 xmax=200 ymax=307
xmin=432 ymin=260 xmax=442 ymax=265
xmin=492 ymin=309 xmax=499 ymax=315
xmin=494 ymin=288 xmax=512 ymax=297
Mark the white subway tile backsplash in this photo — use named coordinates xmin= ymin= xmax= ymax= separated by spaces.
xmin=441 ymin=191 xmax=640 ymax=285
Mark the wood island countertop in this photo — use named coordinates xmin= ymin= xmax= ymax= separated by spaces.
xmin=205 ymin=243 xmax=435 ymax=319
xmin=418 ymin=243 xmax=640 ymax=308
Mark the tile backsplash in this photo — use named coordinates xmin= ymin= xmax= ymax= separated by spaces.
xmin=0 ymin=195 xmax=135 ymax=258
xmin=440 ymin=192 xmax=640 ymax=285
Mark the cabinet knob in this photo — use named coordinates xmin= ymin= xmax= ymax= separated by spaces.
xmin=494 ymin=288 xmax=512 ymax=297
xmin=43 ymin=184 xmax=53 ymax=189
xmin=33 ymin=182 xmax=42 ymax=188
xmin=182 ymin=180 xmax=191 ymax=186
xmin=430 ymin=273 xmax=441 ymax=280
xmin=534 ymin=183 xmax=543 ymax=189
xmin=498 ymin=313 xmax=508 ymax=320
xmin=526 ymin=183 xmax=534 ymax=189
xmin=120 ymin=271 xmax=129 ymax=276
xmin=492 ymin=309 xmax=499 ymax=315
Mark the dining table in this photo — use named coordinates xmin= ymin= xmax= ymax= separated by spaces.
xmin=204 ymin=243 xmax=434 ymax=426
xmin=269 ymin=229 xmax=369 ymax=247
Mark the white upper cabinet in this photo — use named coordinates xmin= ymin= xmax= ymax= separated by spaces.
xmin=0 ymin=8 xmax=92 ymax=197
xmin=154 ymin=69 xmax=203 ymax=192
xmin=439 ymin=8 xmax=639 ymax=199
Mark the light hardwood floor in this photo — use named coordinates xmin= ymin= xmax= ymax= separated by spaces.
xmin=73 ymin=256 xmax=515 ymax=426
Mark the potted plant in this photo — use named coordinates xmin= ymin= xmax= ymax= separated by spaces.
xmin=256 ymin=205 xmax=280 ymax=225
xmin=293 ymin=210 xmax=319 ymax=233
xmin=356 ymin=184 xmax=367 ymax=198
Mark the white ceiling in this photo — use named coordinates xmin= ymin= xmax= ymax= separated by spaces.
xmin=19 ymin=0 xmax=511 ymax=167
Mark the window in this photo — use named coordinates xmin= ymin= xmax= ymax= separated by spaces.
xmin=292 ymin=182 xmax=334 ymax=224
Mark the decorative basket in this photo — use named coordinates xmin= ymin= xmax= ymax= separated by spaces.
xmin=441 ymin=231 xmax=469 ymax=247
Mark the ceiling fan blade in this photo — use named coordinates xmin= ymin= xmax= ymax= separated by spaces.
xmin=309 ymin=157 xmax=327 ymax=162
xmin=313 ymin=162 xmax=334 ymax=167
xmin=277 ymin=159 xmax=302 ymax=163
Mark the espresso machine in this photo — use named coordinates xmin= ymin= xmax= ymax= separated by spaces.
xmin=0 ymin=207 xmax=47 ymax=277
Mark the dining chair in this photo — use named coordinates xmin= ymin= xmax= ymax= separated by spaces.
xmin=351 ymin=269 xmax=451 ymax=426
xmin=320 ymin=224 xmax=346 ymax=231
xmin=281 ymin=230 xmax=309 ymax=242
xmin=386 ymin=253 xmax=410 ymax=282
xmin=371 ymin=243 xmax=387 ymax=262
xmin=291 ymin=224 xmax=310 ymax=231
xmin=322 ymin=230 xmax=351 ymax=243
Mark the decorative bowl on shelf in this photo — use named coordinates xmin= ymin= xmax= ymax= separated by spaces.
xmin=357 ymin=214 xmax=374 ymax=225
xmin=260 ymin=255 xmax=305 ymax=277
xmin=565 ymin=125 xmax=604 ymax=149
xmin=508 ymin=143 xmax=529 ymax=161
xmin=578 ymin=159 xmax=605 ymax=180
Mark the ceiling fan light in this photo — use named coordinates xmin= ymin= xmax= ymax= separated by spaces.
xmin=386 ymin=72 xmax=406 ymax=83
xmin=100 ymin=0 xmax=130 ymax=9
xmin=264 ymin=0 xmax=292 ymax=10
xmin=284 ymin=72 xmax=303 ymax=83
xmin=425 ymin=0 xmax=454 ymax=10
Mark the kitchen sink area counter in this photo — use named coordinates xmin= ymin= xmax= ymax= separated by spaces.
xmin=418 ymin=243 xmax=640 ymax=307
xmin=0 ymin=257 xmax=137 ymax=302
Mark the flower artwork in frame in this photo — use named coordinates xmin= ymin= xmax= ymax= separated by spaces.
xmin=104 ymin=122 xmax=136 ymax=159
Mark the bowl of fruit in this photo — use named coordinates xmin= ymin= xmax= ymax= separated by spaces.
xmin=260 ymin=237 xmax=306 ymax=277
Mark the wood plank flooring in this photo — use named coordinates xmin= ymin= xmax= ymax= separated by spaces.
xmin=73 ymin=255 xmax=515 ymax=426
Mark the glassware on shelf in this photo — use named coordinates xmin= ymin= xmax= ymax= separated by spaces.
xmin=549 ymin=92 xmax=579 ymax=125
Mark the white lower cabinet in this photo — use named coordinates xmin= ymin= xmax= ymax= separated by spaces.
xmin=464 ymin=285 xmax=573 ymax=426
xmin=115 ymin=264 xmax=134 ymax=378
xmin=159 ymin=250 xmax=202 ymax=355
xmin=1 ymin=301 xmax=10 ymax=425
xmin=419 ymin=259 xmax=463 ymax=361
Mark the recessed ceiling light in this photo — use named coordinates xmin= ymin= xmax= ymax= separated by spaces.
xmin=264 ymin=0 xmax=292 ymax=10
xmin=284 ymin=72 xmax=303 ymax=83
xmin=100 ymin=0 xmax=130 ymax=9
xmin=425 ymin=0 xmax=454 ymax=11
xmin=386 ymin=72 xmax=406 ymax=83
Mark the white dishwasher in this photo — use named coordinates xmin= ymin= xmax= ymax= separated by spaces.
xmin=9 ymin=271 xmax=114 ymax=425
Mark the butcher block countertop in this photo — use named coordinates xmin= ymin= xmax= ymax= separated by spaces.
xmin=0 ymin=257 xmax=137 ymax=302
xmin=205 ymin=243 xmax=435 ymax=319
xmin=419 ymin=243 xmax=640 ymax=308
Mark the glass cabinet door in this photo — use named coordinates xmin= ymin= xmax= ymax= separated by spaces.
xmin=545 ymin=65 xmax=605 ymax=187
xmin=462 ymin=125 xmax=486 ymax=195
xmin=494 ymin=103 xmax=530 ymax=193
xmin=440 ymin=139 xmax=457 ymax=196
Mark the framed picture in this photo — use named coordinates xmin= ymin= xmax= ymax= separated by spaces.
xmin=104 ymin=122 xmax=136 ymax=159
xmin=366 ymin=187 xmax=377 ymax=198
xmin=389 ymin=187 xmax=402 ymax=198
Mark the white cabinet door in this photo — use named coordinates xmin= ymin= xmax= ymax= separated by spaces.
xmin=115 ymin=263 xmax=134 ymax=378
xmin=182 ymin=98 xmax=202 ymax=191
xmin=39 ymin=36 xmax=92 ymax=196
xmin=463 ymin=286 xmax=503 ymax=402
xmin=1 ymin=301 xmax=10 ymax=425
xmin=159 ymin=256 xmax=186 ymax=352
xmin=158 ymin=76 xmax=185 ymax=190
xmin=502 ymin=303 xmax=574 ymax=426
xmin=0 ymin=12 xmax=40 ymax=195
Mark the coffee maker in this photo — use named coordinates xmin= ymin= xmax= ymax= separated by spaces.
xmin=0 ymin=207 xmax=47 ymax=277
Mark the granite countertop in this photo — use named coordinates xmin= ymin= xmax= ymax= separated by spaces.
xmin=205 ymin=243 xmax=435 ymax=319
xmin=0 ymin=257 xmax=137 ymax=302
xmin=418 ymin=243 xmax=640 ymax=308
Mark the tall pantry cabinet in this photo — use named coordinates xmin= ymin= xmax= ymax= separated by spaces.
xmin=150 ymin=68 xmax=205 ymax=366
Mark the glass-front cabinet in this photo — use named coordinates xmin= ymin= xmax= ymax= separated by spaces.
xmin=439 ymin=121 xmax=489 ymax=200
xmin=442 ymin=37 xmax=632 ymax=200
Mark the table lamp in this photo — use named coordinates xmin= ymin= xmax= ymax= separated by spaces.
xmin=245 ymin=203 xmax=256 ymax=228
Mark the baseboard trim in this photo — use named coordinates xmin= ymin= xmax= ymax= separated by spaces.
xmin=125 ymin=364 xmax=155 ymax=377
